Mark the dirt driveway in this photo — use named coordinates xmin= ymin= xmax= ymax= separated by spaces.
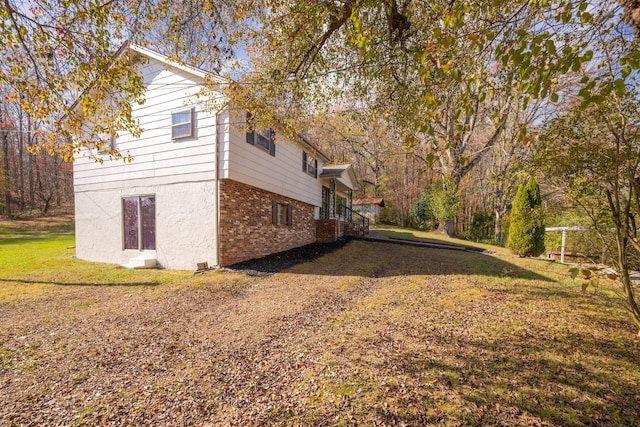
xmin=1 ymin=240 xmax=639 ymax=426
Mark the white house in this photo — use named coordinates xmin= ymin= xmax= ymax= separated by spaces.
xmin=72 ymin=44 xmax=359 ymax=270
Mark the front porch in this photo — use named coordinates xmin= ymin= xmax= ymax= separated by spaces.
xmin=316 ymin=164 xmax=369 ymax=242
xmin=316 ymin=208 xmax=370 ymax=242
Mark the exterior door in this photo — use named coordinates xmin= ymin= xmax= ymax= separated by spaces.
xmin=123 ymin=196 xmax=156 ymax=250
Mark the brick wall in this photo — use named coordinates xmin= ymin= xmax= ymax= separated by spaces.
xmin=343 ymin=221 xmax=361 ymax=237
xmin=316 ymin=219 xmax=338 ymax=243
xmin=316 ymin=219 xmax=354 ymax=242
xmin=219 ymin=179 xmax=316 ymax=266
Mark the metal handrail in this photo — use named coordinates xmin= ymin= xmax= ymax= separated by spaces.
xmin=338 ymin=205 xmax=369 ymax=235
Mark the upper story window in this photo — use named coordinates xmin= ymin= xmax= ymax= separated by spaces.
xmin=172 ymin=108 xmax=194 ymax=140
xmin=302 ymin=151 xmax=317 ymax=178
xmin=246 ymin=112 xmax=275 ymax=156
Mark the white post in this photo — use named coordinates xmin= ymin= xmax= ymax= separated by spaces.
xmin=545 ymin=226 xmax=588 ymax=264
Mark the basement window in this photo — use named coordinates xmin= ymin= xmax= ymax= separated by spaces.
xmin=272 ymin=201 xmax=292 ymax=226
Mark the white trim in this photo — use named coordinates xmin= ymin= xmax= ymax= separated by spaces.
xmin=171 ymin=107 xmax=194 ymax=140
xmin=128 ymin=44 xmax=227 ymax=84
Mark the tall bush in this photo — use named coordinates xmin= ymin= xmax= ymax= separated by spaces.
xmin=429 ymin=176 xmax=460 ymax=236
xmin=507 ymin=176 xmax=545 ymax=257
xmin=410 ymin=188 xmax=437 ymax=230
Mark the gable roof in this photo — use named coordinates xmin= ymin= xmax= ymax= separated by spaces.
xmin=128 ymin=45 xmax=332 ymax=162
xmin=319 ymin=164 xmax=357 ymax=191
xmin=353 ymin=197 xmax=385 ymax=207
xmin=66 ymin=43 xmax=331 ymax=162
xmin=128 ymin=44 xmax=226 ymax=84
xmin=319 ymin=164 xmax=351 ymax=177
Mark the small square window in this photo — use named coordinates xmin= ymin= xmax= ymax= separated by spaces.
xmin=272 ymin=201 xmax=292 ymax=226
xmin=172 ymin=108 xmax=193 ymax=139
xmin=97 ymin=134 xmax=116 ymax=153
xmin=255 ymin=130 xmax=272 ymax=151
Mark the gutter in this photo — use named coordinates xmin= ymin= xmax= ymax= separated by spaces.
xmin=215 ymin=103 xmax=230 ymax=267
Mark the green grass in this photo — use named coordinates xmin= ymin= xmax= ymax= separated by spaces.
xmin=0 ymin=217 xmax=202 ymax=303
xmin=372 ymin=224 xmax=509 ymax=253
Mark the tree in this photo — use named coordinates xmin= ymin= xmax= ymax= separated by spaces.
xmin=0 ymin=86 xmax=73 ymax=217
xmin=223 ymin=0 xmax=616 ymax=237
xmin=411 ymin=188 xmax=437 ymax=230
xmin=620 ymin=0 xmax=640 ymax=34
xmin=0 ymin=0 xmax=247 ymax=158
xmin=538 ymin=94 xmax=640 ymax=334
xmin=507 ymin=176 xmax=545 ymax=257
xmin=1 ymin=1 xmax=636 ymax=161
xmin=429 ymin=176 xmax=461 ymax=236
xmin=533 ymin=0 xmax=640 ymax=333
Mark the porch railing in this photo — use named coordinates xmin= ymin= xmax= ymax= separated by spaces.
xmin=338 ymin=205 xmax=369 ymax=236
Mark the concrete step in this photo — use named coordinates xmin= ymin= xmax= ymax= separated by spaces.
xmin=122 ymin=257 xmax=157 ymax=269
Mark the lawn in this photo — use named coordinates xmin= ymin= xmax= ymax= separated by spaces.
xmin=371 ymin=224 xmax=508 ymax=253
xmin=0 ymin=216 xmax=204 ymax=303
xmin=1 ymin=219 xmax=639 ymax=426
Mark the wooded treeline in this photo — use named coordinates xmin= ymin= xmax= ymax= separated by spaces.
xmin=306 ymin=91 xmax=540 ymax=245
xmin=0 ymin=97 xmax=73 ymax=218
xmin=273 ymin=1 xmax=636 ymax=248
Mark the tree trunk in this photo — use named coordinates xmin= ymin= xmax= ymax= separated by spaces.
xmin=28 ymin=118 xmax=35 ymax=211
xmin=438 ymin=220 xmax=455 ymax=237
xmin=494 ymin=209 xmax=503 ymax=245
xmin=35 ymin=151 xmax=42 ymax=213
xmin=1 ymin=108 xmax=10 ymax=218
xmin=615 ymin=231 xmax=640 ymax=333
xmin=18 ymin=108 xmax=24 ymax=211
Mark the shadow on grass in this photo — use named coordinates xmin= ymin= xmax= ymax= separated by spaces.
xmin=371 ymin=330 xmax=639 ymax=425
xmin=230 ymin=239 xmax=556 ymax=283
xmin=0 ymin=235 xmax=72 ymax=246
xmin=380 ymin=229 xmax=467 ymax=246
xmin=0 ymin=278 xmax=160 ymax=287
xmin=0 ymin=220 xmax=74 ymax=241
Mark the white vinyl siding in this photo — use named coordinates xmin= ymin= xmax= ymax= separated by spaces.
xmin=221 ymin=111 xmax=323 ymax=208
xmin=74 ymin=58 xmax=219 ymax=192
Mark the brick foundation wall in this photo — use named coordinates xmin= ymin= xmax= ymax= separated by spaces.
xmin=219 ymin=179 xmax=316 ymax=266
xmin=343 ymin=221 xmax=361 ymax=237
xmin=316 ymin=219 xmax=354 ymax=242
xmin=316 ymin=219 xmax=338 ymax=243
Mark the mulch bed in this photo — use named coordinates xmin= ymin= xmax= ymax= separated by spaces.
xmin=226 ymin=237 xmax=351 ymax=274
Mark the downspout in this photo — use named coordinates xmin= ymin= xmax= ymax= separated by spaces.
xmin=214 ymin=102 xmax=230 ymax=267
